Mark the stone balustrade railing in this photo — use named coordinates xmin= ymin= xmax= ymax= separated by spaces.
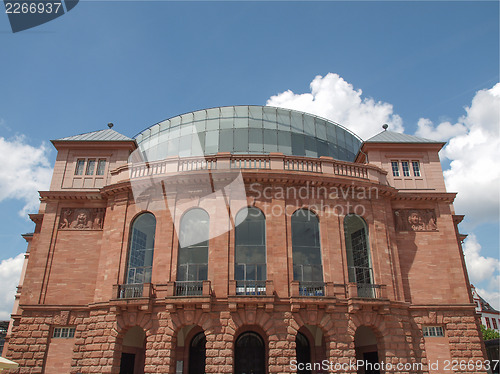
xmin=110 ymin=152 xmax=388 ymax=185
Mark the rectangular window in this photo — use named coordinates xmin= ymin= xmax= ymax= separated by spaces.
xmin=492 ymin=319 xmax=498 ymax=329
xmin=401 ymin=161 xmax=410 ymax=177
xmin=391 ymin=161 xmax=400 ymax=177
xmin=412 ymin=161 xmax=421 ymax=176
xmin=75 ymin=159 xmax=85 ymax=175
xmin=53 ymin=327 xmax=75 ymax=338
xmin=423 ymin=326 xmax=444 ymax=337
xmin=96 ymin=159 xmax=106 ymax=175
xmin=85 ymin=159 xmax=96 ymax=175
xmin=486 ymin=318 xmax=491 ymax=329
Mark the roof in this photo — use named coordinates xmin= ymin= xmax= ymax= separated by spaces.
xmin=365 ymin=130 xmax=444 ymax=144
xmin=53 ymin=129 xmax=134 ymax=142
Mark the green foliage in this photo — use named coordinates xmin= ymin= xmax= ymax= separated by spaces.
xmin=481 ymin=324 xmax=500 ymax=341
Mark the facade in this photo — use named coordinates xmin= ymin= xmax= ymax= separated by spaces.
xmin=471 ymin=285 xmax=500 ymax=332
xmin=3 ymin=105 xmax=488 ymax=374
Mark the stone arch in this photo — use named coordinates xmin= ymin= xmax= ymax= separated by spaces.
xmin=292 ymin=310 xmax=330 ymax=371
xmin=347 ymin=313 xmax=388 ymax=366
xmin=234 ymin=329 xmax=267 ymax=374
xmin=112 ymin=310 xmax=156 ymax=374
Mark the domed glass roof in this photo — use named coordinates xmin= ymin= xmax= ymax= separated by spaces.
xmin=135 ymin=105 xmax=362 ymax=162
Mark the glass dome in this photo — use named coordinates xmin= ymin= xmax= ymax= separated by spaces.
xmin=135 ymin=106 xmax=362 ymax=162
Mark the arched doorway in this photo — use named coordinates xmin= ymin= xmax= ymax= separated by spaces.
xmin=119 ymin=326 xmax=146 ymax=374
xmin=296 ymin=332 xmax=311 ymax=374
xmin=354 ymin=326 xmax=380 ymax=374
xmin=234 ymin=332 xmax=266 ymax=374
xmin=189 ymin=332 xmax=206 ymax=374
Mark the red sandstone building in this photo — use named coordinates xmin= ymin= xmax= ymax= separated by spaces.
xmin=3 ymin=106 xmax=488 ymax=374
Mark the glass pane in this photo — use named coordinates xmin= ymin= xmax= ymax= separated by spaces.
xmin=326 ymin=124 xmax=337 ymax=142
xmin=234 ymin=106 xmax=248 ymax=118
xmin=193 ymin=110 xmax=206 ymax=122
xmin=220 ymin=117 xmax=233 ymax=129
xmin=277 ymin=111 xmax=291 ymax=131
xmin=304 ymin=116 xmax=315 ymax=136
xmin=290 ymin=112 xmax=303 ymax=133
xmin=304 ymin=136 xmax=317 ymax=157
xmin=250 ymin=106 xmax=263 ymax=121
xmin=179 ymin=135 xmax=192 ymax=157
xmin=75 ymin=159 xmax=85 ymax=175
xmin=170 ymin=116 xmax=181 ymax=128
xmin=234 ymin=129 xmax=249 ymax=153
xmin=262 ymin=107 xmax=276 ymax=125
xmin=317 ymin=140 xmax=329 ymax=157
xmin=206 ymin=118 xmax=219 ymax=131
xmin=316 ymin=120 xmax=327 ymax=140
xmin=220 ymin=106 xmax=234 ymax=118
xmin=291 ymin=133 xmax=305 ymax=156
xmin=277 ymin=131 xmax=292 ymax=154
xmin=263 ymin=130 xmax=278 ymax=153
xmin=248 ymin=118 xmax=263 ymax=128
xmin=205 ymin=131 xmax=219 ymax=154
xmin=166 ymin=137 xmax=179 ymax=157
xmin=96 ymin=159 xmax=106 ymax=175
xmin=179 ymin=209 xmax=210 ymax=248
xmin=86 ymin=159 xmax=96 ymax=175
xmin=219 ymin=129 xmax=233 ymax=152
xmin=249 ymin=129 xmax=263 ymax=152
xmin=235 ymin=117 xmax=248 ymax=128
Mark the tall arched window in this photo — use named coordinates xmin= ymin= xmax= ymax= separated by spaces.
xmin=235 ymin=207 xmax=266 ymax=295
xmin=126 ymin=213 xmax=156 ymax=289
xmin=291 ymin=209 xmax=324 ymax=296
xmin=177 ymin=209 xmax=209 ymax=296
xmin=344 ymin=214 xmax=374 ymax=298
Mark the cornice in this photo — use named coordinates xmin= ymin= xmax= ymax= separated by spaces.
xmin=393 ymin=191 xmax=456 ymax=203
xmin=39 ymin=190 xmax=103 ymax=201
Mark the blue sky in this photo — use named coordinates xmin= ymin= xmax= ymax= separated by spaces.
xmin=0 ymin=1 xmax=498 ymax=317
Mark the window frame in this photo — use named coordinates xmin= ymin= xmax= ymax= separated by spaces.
xmin=53 ymin=327 xmax=76 ymax=339
xmin=422 ymin=326 xmax=445 ymax=337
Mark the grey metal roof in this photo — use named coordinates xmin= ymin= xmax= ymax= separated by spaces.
xmin=365 ymin=130 xmax=443 ymax=144
xmin=53 ymin=129 xmax=134 ymax=142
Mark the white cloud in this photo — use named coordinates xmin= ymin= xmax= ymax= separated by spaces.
xmin=415 ymin=118 xmax=468 ymax=141
xmin=464 ymin=234 xmax=500 ymax=283
xmin=463 ymin=234 xmax=500 ymax=310
xmin=0 ymin=253 xmax=24 ymax=320
xmin=439 ymin=84 xmax=500 ymax=226
xmin=0 ymin=135 xmax=53 ymax=217
xmin=266 ymin=73 xmax=404 ymax=140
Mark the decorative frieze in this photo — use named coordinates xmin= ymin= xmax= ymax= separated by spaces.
xmin=394 ymin=209 xmax=437 ymax=231
xmin=59 ymin=208 xmax=105 ymax=230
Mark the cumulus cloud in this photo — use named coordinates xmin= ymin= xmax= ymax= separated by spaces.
xmin=463 ymin=234 xmax=500 ymax=310
xmin=0 ymin=253 xmax=24 ymax=320
xmin=266 ymin=73 xmax=404 ymax=139
xmin=418 ymin=84 xmax=500 ymax=226
xmin=415 ymin=118 xmax=468 ymax=141
xmin=0 ymin=136 xmax=53 ymax=217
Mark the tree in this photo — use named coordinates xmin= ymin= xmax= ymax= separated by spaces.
xmin=481 ymin=324 xmax=500 ymax=341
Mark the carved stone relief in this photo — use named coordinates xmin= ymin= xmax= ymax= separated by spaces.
xmin=59 ymin=208 xmax=105 ymax=230
xmin=394 ymin=209 xmax=437 ymax=232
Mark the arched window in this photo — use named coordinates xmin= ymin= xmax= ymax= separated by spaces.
xmin=235 ymin=207 xmax=266 ymax=295
xmin=189 ymin=332 xmax=206 ymax=374
xmin=344 ymin=215 xmax=374 ymax=298
xmin=291 ymin=209 xmax=324 ymax=296
xmin=176 ymin=209 xmax=209 ymax=296
xmin=235 ymin=332 xmax=265 ymax=374
xmin=126 ymin=213 xmax=156 ymax=285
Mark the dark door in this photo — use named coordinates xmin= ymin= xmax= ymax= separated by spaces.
xmin=235 ymin=332 xmax=265 ymax=374
xmin=362 ymin=352 xmax=380 ymax=374
xmin=119 ymin=352 xmax=135 ymax=374
xmin=296 ymin=332 xmax=311 ymax=374
xmin=189 ymin=332 xmax=206 ymax=374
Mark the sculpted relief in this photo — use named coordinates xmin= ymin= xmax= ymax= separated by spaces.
xmin=394 ymin=209 xmax=437 ymax=232
xmin=59 ymin=208 xmax=105 ymax=230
